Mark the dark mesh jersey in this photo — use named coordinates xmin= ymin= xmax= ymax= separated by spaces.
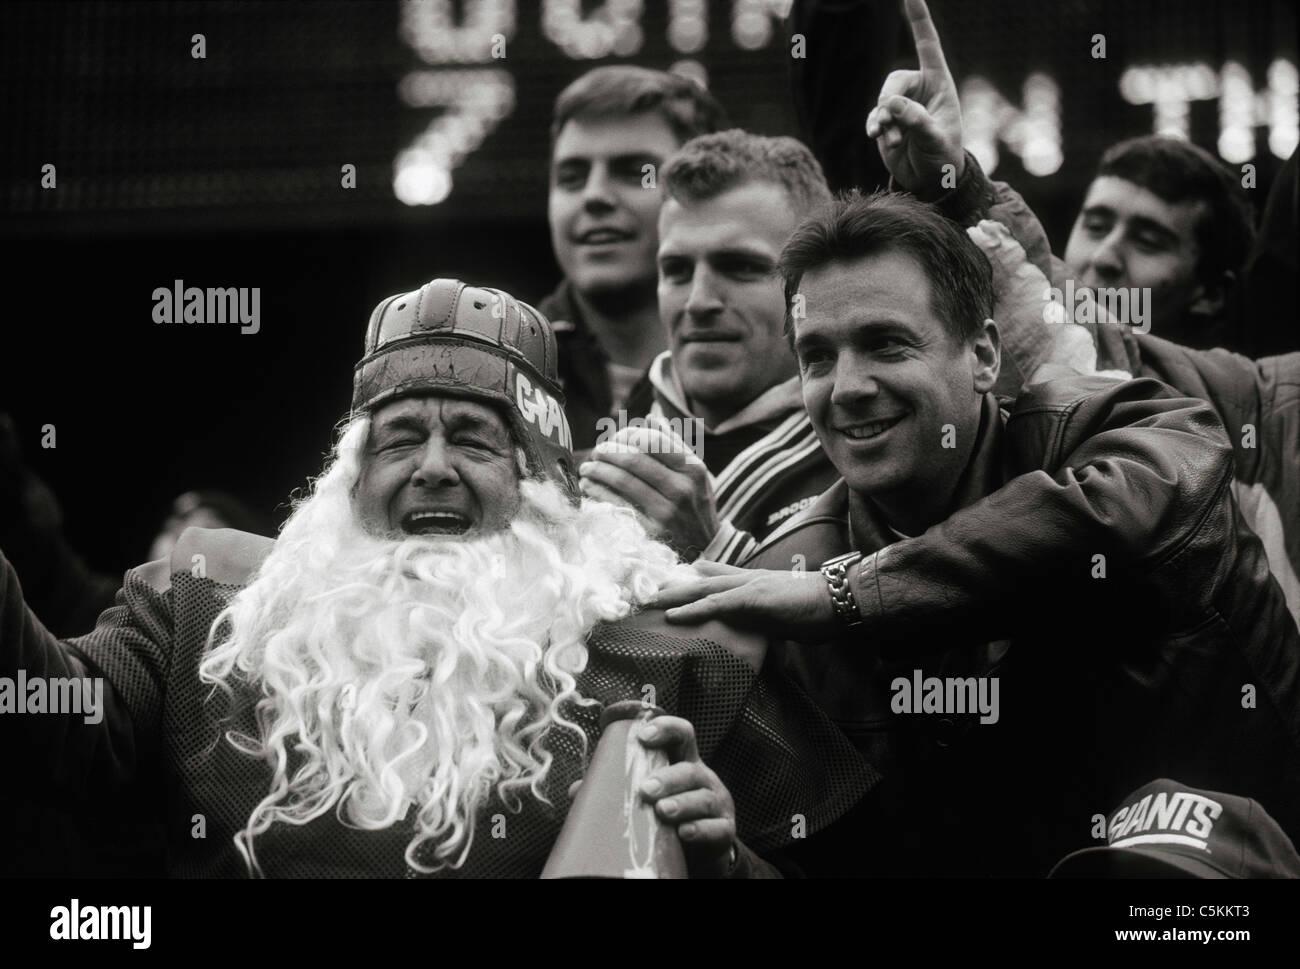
xmin=0 ymin=530 xmax=874 ymax=878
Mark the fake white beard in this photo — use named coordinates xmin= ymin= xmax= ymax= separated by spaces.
xmin=198 ymin=417 xmax=686 ymax=875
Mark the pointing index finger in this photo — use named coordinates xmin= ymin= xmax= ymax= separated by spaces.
xmin=904 ymin=0 xmax=953 ymax=81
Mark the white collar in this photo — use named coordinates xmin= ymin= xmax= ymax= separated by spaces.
xmin=647 ymin=351 xmax=804 ymax=435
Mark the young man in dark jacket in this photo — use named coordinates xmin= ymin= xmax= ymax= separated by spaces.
xmin=539 ymin=66 xmax=726 ymax=452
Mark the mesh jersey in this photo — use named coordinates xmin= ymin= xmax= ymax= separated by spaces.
xmin=1 ymin=539 xmax=873 ymax=878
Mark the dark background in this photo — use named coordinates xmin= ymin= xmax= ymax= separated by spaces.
xmin=2 ymin=0 xmax=1295 ymax=575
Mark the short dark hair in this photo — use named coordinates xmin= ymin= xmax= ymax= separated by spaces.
xmin=550 ymin=65 xmax=727 ymax=147
xmin=1095 ymin=135 xmax=1256 ymax=285
xmin=780 ymin=191 xmax=994 ymax=346
xmin=661 ymin=129 xmax=833 ymax=219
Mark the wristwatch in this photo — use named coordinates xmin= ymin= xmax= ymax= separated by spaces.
xmin=820 ymin=551 xmax=865 ymax=628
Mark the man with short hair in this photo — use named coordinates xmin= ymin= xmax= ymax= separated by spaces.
xmin=541 ymin=66 xmax=726 ymax=452
xmin=0 ymin=279 xmax=867 ymax=877
xmin=578 ymin=130 xmax=839 ymax=563
xmin=579 ymin=121 xmax=1044 ymax=563
xmin=650 ymin=192 xmax=1300 ymax=876
xmin=1063 ymin=134 xmax=1257 ymax=351
xmin=863 ymin=0 xmax=1300 ymax=628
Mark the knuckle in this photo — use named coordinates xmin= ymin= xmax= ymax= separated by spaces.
xmin=702 ymin=789 xmax=720 ymax=817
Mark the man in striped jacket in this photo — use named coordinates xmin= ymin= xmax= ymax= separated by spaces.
xmin=578 ymin=131 xmax=839 ymax=564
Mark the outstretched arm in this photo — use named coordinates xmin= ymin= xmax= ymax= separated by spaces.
xmin=651 ymin=378 xmax=1234 ymax=650
xmin=0 ymin=547 xmax=168 ymax=797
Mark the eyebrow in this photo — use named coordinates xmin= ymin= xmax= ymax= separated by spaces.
xmin=372 ymin=414 xmax=427 ymax=437
xmin=793 ymin=319 xmax=916 ymax=352
xmin=792 ymin=331 xmax=829 ymax=355
xmin=1081 ymin=204 xmax=1116 ymax=220
xmin=712 ymin=245 xmax=777 ymax=263
xmin=1123 ymin=215 xmax=1179 ymax=243
xmin=1082 ymin=205 xmax=1178 ymax=243
xmin=659 ymin=244 xmax=778 ymax=264
xmin=372 ymin=408 xmax=507 ymax=440
xmin=553 ymin=151 xmax=663 ymax=168
xmin=443 ymin=410 xmax=508 ymax=438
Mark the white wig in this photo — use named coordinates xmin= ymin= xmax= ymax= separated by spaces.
xmin=199 ymin=414 xmax=685 ymax=875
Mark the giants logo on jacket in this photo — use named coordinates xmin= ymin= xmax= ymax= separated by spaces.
xmin=1107 ymin=790 xmax=1223 ymax=850
xmin=512 ymin=367 xmax=573 ymax=452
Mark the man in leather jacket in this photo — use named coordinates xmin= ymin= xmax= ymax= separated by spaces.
xmin=649 ymin=191 xmax=1300 ymax=876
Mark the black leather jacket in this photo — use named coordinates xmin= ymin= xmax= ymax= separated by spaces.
xmin=746 ymin=373 xmax=1300 ymax=876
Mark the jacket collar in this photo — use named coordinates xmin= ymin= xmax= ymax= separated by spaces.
xmin=647 ymin=351 xmax=805 ymax=434
xmin=538 ymin=279 xmax=583 ymax=337
xmin=847 ymin=393 xmax=1006 ymax=552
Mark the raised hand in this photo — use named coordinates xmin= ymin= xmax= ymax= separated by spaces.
xmin=864 ymin=0 xmax=965 ymax=199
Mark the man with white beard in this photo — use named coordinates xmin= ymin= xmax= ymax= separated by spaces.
xmin=0 ymin=278 xmax=867 ymax=878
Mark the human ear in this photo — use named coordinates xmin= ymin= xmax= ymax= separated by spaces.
xmin=972 ymin=318 xmax=1001 ymax=394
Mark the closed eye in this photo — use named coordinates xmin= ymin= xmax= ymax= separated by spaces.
xmin=1131 ymin=229 xmax=1171 ymax=252
xmin=1082 ymin=214 xmax=1112 ymax=236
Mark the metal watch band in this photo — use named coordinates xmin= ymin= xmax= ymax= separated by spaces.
xmin=820 ymin=551 xmax=865 ymax=628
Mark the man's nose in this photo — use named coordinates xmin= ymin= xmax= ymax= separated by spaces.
xmin=685 ymin=266 xmax=724 ymax=318
xmin=581 ymin=164 xmax=616 ymax=212
xmin=829 ymin=353 xmax=879 ymax=407
xmin=1086 ymin=227 xmax=1125 ymax=282
xmin=411 ymin=438 xmax=460 ymax=489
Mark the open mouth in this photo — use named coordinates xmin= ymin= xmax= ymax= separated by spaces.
xmin=401 ymin=510 xmax=473 ymax=536
xmin=836 ymin=415 xmax=905 ymax=441
xmin=576 ymin=228 xmax=633 ymax=245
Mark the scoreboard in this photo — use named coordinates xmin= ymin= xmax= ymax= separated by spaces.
xmin=2 ymin=0 xmax=1296 ymax=234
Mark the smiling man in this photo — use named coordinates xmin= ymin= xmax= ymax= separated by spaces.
xmin=0 ymin=278 xmax=868 ymax=878
xmin=858 ymin=0 xmax=1300 ymax=631
xmin=796 ymin=0 xmax=1257 ymax=352
xmin=791 ymin=237 xmax=998 ymax=535
xmin=579 ymin=131 xmax=840 ymax=563
xmin=540 ymin=66 xmax=726 ymax=451
xmin=1063 ymin=136 xmax=1256 ymax=350
xmin=650 ymin=193 xmax=1300 ymax=876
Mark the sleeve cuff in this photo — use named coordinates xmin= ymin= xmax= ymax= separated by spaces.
xmin=850 ymin=548 xmax=887 ymax=623
xmin=697 ymin=519 xmax=758 ymax=566
xmin=888 ymin=149 xmax=994 ymax=223
xmin=697 ymin=519 xmax=736 ymax=563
